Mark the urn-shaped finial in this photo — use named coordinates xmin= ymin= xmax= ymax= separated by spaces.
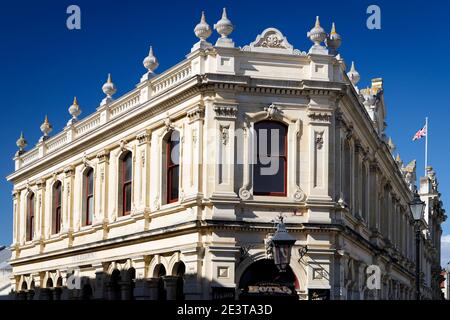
xmin=214 ymin=8 xmax=233 ymax=38
xmin=143 ymin=46 xmax=159 ymax=75
xmin=40 ymin=115 xmax=53 ymax=137
xmin=307 ymin=16 xmax=327 ymax=46
xmin=68 ymin=96 xmax=81 ymax=120
xmin=16 ymin=132 xmax=27 ymax=152
xmin=194 ymin=11 xmax=212 ymax=41
xmin=325 ymin=22 xmax=342 ymax=53
xmin=102 ymin=73 xmax=117 ymax=98
xmin=347 ymin=61 xmax=361 ymax=86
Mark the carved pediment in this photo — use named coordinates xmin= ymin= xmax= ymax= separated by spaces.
xmin=242 ymin=28 xmax=306 ymax=55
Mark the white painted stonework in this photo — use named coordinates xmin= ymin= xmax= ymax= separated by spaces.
xmin=7 ymin=12 xmax=446 ymax=300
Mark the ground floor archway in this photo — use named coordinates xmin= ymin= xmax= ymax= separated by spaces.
xmin=238 ymin=259 xmax=299 ymax=300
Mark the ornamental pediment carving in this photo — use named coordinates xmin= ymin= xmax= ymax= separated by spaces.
xmin=242 ymin=28 xmax=306 ymax=55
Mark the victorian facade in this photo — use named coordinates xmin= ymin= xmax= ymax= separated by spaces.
xmin=7 ymin=10 xmax=446 ymax=300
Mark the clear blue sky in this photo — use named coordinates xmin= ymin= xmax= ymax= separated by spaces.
xmin=0 ymin=0 xmax=449 ymax=263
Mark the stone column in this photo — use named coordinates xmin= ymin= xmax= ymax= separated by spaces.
xmin=185 ymin=105 xmax=205 ymax=201
xmin=93 ymin=264 xmax=106 ymax=300
xmin=53 ymin=287 xmax=62 ymax=300
xmin=62 ymin=166 xmax=75 ymax=234
xmin=181 ymin=247 xmax=202 ymax=300
xmin=163 ymin=276 xmax=178 ymax=300
xmin=307 ymin=106 xmax=333 ymax=203
xmin=136 ymin=131 xmax=151 ymax=213
xmin=132 ymin=257 xmax=148 ymax=300
xmin=119 ymin=281 xmax=132 ymax=300
xmin=96 ymin=150 xmax=110 ymax=226
xmin=147 ymin=278 xmax=160 ymax=300
xmin=12 ymin=190 xmax=20 ymax=245
xmin=36 ymin=179 xmax=46 ymax=241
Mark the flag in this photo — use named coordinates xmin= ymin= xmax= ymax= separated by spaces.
xmin=412 ymin=124 xmax=427 ymax=141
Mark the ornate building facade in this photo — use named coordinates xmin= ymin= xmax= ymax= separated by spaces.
xmin=7 ymin=10 xmax=446 ymax=300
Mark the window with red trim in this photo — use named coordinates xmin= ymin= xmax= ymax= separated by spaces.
xmin=120 ymin=152 xmax=132 ymax=216
xmin=253 ymin=121 xmax=287 ymax=196
xmin=166 ymin=131 xmax=180 ymax=203
xmin=26 ymin=193 xmax=35 ymax=241
xmin=83 ymin=168 xmax=94 ymax=225
xmin=52 ymin=181 xmax=62 ymax=234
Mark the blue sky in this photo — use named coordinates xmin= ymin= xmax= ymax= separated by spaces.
xmin=0 ymin=0 xmax=449 ymax=265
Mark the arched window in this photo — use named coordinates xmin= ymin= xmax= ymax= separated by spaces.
xmin=119 ymin=152 xmax=132 ymax=216
xmin=83 ymin=168 xmax=94 ymax=226
xmin=253 ymin=121 xmax=287 ymax=196
xmin=52 ymin=181 xmax=62 ymax=234
xmin=165 ymin=131 xmax=180 ymax=203
xmin=26 ymin=193 xmax=35 ymax=241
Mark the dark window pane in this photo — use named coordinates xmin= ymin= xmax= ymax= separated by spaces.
xmin=124 ymin=184 xmax=131 ymax=213
xmin=169 ymin=166 xmax=179 ymax=201
xmin=124 ymin=154 xmax=132 ymax=181
xmin=254 ymin=159 xmax=286 ymax=194
xmin=87 ymin=170 xmax=94 ymax=194
xmin=253 ymin=121 xmax=287 ymax=196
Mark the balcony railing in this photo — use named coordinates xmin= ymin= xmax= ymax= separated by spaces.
xmin=16 ymin=58 xmax=194 ymax=170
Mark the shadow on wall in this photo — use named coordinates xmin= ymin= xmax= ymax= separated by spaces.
xmin=13 ymin=262 xmax=187 ymax=301
xmin=11 ymin=258 xmax=301 ymax=301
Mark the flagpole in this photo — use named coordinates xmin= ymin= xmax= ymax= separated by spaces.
xmin=425 ymin=117 xmax=428 ymax=176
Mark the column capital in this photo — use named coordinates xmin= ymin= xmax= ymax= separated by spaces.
xmin=187 ymin=105 xmax=205 ymax=123
xmin=64 ymin=165 xmax=75 ymax=177
xmin=36 ymin=179 xmax=46 ymax=189
xmin=96 ymin=149 xmax=110 ymax=163
xmin=137 ymin=130 xmax=152 ymax=145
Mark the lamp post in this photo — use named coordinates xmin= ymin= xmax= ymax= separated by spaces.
xmin=270 ymin=216 xmax=296 ymax=272
xmin=409 ymin=188 xmax=426 ymax=301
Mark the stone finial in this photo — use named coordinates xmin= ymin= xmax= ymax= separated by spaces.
xmin=307 ymin=16 xmax=327 ymax=47
xmin=194 ymin=11 xmax=212 ymax=41
xmin=100 ymin=73 xmax=117 ymax=106
xmin=40 ymin=115 xmax=53 ymax=138
xmin=143 ymin=46 xmax=159 ymax=75
xmin=347 ymin=61 xmax=361 ymax=87
xmin=16 ymin=132 xmax=27 ymax=153
xmin=102 ymin=73 xmax=117 ymax=98
xmin=395 ymin=154 xmax=403 ymax=167
xmin=68 ymin=96 xmax=81 ymax=121
xmin=214 ymin=8 xmax=234 ymax=47
xmin=325 ymin=22 xmax=342 ymax=54
xmin=388 ymin=137 xmax=396 ymax=154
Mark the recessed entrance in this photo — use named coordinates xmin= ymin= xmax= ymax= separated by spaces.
xmin=238 ymin=259 xmax=298 ymax=300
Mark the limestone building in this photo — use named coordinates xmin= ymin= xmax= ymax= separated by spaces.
xmin=6 ymin=10 xmax=446 ymax=300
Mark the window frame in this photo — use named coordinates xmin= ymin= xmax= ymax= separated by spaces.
xmin=26 ymin=193 xmax=35 ymax=241
xmin=83 ymin=168 xmax=94 ymax=226
xmin=52 ymin=181 xmax=62 ymax=234
xmin=120 ymin=152 xmax=133 ymax=216
xmin=166 ymin=132 xmax=180 ymax=204
xmin=253 ymin=120 xmax=288 ymax=197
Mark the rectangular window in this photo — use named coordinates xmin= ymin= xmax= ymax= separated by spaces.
xmin=253 ymin=121 xmax=287 ymax=196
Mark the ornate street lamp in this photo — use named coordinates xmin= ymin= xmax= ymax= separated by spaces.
xmin=271 ymin=216 xmax=296 ymax=272
xmin=409 ymin=188 xmax=426 ymax=301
